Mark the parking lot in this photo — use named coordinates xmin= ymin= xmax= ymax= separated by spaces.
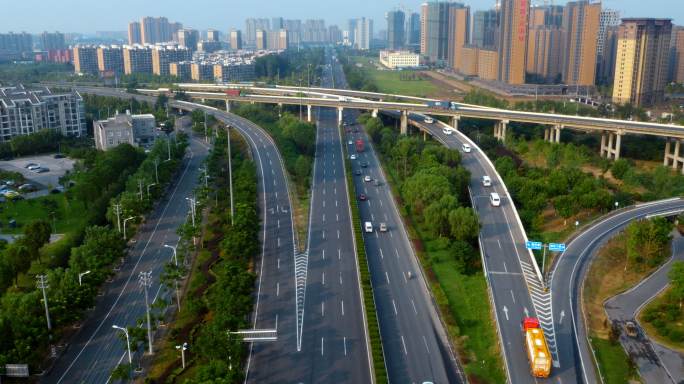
xmin=0 ymin=154 xmax=76 ymax=199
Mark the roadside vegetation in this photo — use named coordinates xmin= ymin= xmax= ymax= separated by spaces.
xmin=147 ymin=123 xmax=258 ymax=383
xmin=582 ymin=217 xmax=673 ymax=383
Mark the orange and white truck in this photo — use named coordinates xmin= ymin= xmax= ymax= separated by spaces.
xmin=522 ymin=317 xmax=551 ymax=378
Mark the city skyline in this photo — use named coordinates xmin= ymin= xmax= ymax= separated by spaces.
xmin=2 ymin=0 xmax=681 ymax=35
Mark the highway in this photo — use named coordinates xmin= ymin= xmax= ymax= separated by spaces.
xmin=393 ymin=112 xmax=561 ymax=383
xmin=550 ymin=198 xmax=684 ymax=384
xmin=46 ymin=124 xmax=208 ymax=383
xmin=604 ymin=232 xmax=684 ymax=384
xmin=329 ymin=53 xmax=464 ymax=383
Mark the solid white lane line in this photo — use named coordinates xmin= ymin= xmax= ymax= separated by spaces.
xmin=322 ymin=338 xmax=324 ymax=356
xmin=276 ymin=314 xmax=278 ymax=329
xmin=323 ymin=273 xmax=325 ymax=285
xmin=380 ymin=249 xmax=384 ymax=259
xmin=337 ymin=214 xmax=339 ymax=221
xmin=323 ymin=214 xmax=325 ymax=221
xmin=322 ymin=302 xmax=325 ymax=316
xmin=386 ymin=272 xmax=390 ymax=284
xmin=338 ymin=249 xmax=341 ymax=259
xmin=412 ymin=300 xmax=418 ymax=314
xmin=323 ymin=231 xmax=325 ymax=239
xmin=423 ymin=335 xmax=430 ymax=354
xmin=342 ymin=301 xmax=345 ymax=315
xmin=401 ymin=336 xmax=408 ymax=354
xmin=395 ymin=249 xmax=400 ymax=258
xmin=278 ymin=258 xmax=280 ymax=269
xmin=277 ymin=283 xmax=280 ymax=296
xmin=498 ymin=239 xmax=502 ymax=249
xmin=392 ymin=300 xmax=397 ymax=314
xmin=344 ymin=337 xmax=347 ymax=355
xmin=337 ymin=230 xmax=340 ymax=238
xmin=323 ymin=250 xmax=325 ymax=260
xmin=511 ymin=291 xmax=516 ymax=303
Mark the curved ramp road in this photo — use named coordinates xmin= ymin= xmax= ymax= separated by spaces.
xmin=605 ymin=232 xmax=684 ymax=384
xmin=551 ymin=198 xmax=684 ymax=384
xmin=330 ymin=53 xmax=464 ymax=383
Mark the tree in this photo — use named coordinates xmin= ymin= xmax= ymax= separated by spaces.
xmin=20 ymin=219 xmax=52 ymax=264
xmin=294 ymin=155 xmax=312 ymax=182
xmin=553 ymin=195 xmax=578 ymax=225
xmin=668 ymin=262 xmax=684 ymax=305
xmin=109 ymin=362 xmax=134 ymax=383
xmin=448 ymin=207 xmax=482 ymax=242
xmin=610 ymin=158 xmax=631 ymax=180
xmin=626 ymin=353 xmax=638 ymax=376
xmin=547 ymin=169 xmax=569 ymax=197
xmin=608 ymin=322 xmax=621 ymax=346
xmin=401 ymin=171 xmax=452 ymax=212
xmin=2 ymin=244 xmax=31 ymax=288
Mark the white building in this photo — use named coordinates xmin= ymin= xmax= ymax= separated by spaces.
xmin=355 ymin=17 xmax=373 ymax=50
xmin=597 ymin=9 xmax=621 ymax=57
xmin=379 ymin=50 xmax=420 ymax=69
xmin=94 ymin=110 xmax=156 ymax=150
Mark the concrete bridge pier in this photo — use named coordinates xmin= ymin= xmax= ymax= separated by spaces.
xmin=400 ymin=111 xmax=408 ymax=135
xmin=225 ymin=100 xmax=231 ymax=113
xmin=424 ymin=131 xmax=431 ymax=141
xmin=600 ymin=130 xmax=623 ymax=160
xmin=545 ymin=125 xmax=562 ymax=143
xmin=664 ymin=137 xmax=684 ymax=173
xmin=494 ymin=120 xmax=509 ymax=142
xmin=338 ymin=107 xmax=344 ymax=123
xmin=372 ymin=109 xmax=378 ymax=118
xmin=450 ymin=115 xmax=460 ymax=130
xmin=307 ymin=105 xmax=312 ymax=122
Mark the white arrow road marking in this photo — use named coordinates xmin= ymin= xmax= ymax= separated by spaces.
xmin=503 ymin=306 xmax=509 ymax=320
xmin=524 ymin=307 xmax=529 ymax=317
xmin=559 ymin=310 xmax=565 ymax=323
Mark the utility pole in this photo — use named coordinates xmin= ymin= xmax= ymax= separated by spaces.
xmin=200 ymin=165 xmax=208 ymax=187
xmin=153 ymin=157 xmax=160 ymax=183
xmin=37 ymin=275 xmax=52 ymax=331
xmin=204 ymin=113 xmax=208 ymax=142
xmin=139 ymin=271 xmax=154 ymax=354
xmin=186 ymin=198 xmax=196 ymax=226
xmin=227 ymin=125 xmax=234 ymax=224
xmin=137 ymin=179 xmax=144 ymax=201
xmin=114 ymin=204 xmax=122 ymax=232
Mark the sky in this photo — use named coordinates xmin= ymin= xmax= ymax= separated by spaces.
xmin=2 ymin=0 xmax=680 ymax=35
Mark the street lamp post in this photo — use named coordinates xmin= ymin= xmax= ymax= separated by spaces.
xmin=147 ymin=183 xmax=157 ymax=196
xmin=98 ymin=109 xmax=103 ymax=120
xmin=186 ymin=198 xmax=196 ymax=226
xmin=123 ymin=216 xmax=134 ymax=239
xmin=112 ymin=325 xmax=132 ymax=364
xmin=164 ymin=244 xmax=181 ymax=311
xmin=175 ymin=343 xmax=188 ymax=369
xmin=78 ymin=271 xmax=91 ymax=286
xmin=164 ymin=244 xmax=178 ymax=266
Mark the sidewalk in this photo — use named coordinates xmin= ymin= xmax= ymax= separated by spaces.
xmin=0 ymin=234 xmax=64 ymax=244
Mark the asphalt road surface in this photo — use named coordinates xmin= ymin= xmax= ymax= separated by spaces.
xmin=331 ymin=54 xmax=463 ymax=383
xmin=551 ymin=197 xmax=684 ymax=384
xmin=45 ymin=134 xmax=208 ymax=384
xmin=605 ymin=231 xmax=684 ymax=384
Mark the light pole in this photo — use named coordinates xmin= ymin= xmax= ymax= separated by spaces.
xmin=123 ymin=216 xmax=134 ymax=239
xmin=37 ymin=275 xmax=52 ymax=331
xmin=78 ymin=270 xmax=91 ymax=286
xmin=139 ymin=271 xmax=154 ymax=354
xmin=164 ymin=244 xmax=178 ymax=266
xmin=98 ymin=109 xmax=103 ymax=120
xmin=175 ymin=343 xmax=188 ymax=369
xmin=51 ymin=211 xmax=56 ymax=234
xmin=147 ymin=183 xmax=157 ymax=196
xmin=199 ymin=165 xmax=208 ymax=187
xmin=112 ymin=325 xmax=132 ymax=364
xmin=163 ymin=244 xmax=181 ymax=311
xmin=186 ymin=198 xmax=196 ymax=226
xmin=153 ymin=157 xmax=160 ymax=183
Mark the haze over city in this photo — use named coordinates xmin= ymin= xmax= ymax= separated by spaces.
xmin=2 ymin=0 xmax=680 ymax=33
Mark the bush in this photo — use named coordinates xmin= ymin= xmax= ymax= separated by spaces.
xmin=435 ymin=237 xmax=451 ymax=250
xmin=657 ymin=327 xmax=670 ymax=336
xmin=642 ymin=313 xmax=656 ymax=322
xmin=652 ymin=319 xmax=666 ymax=329
xmin=670 ymin=329 xmax=684 ymax=342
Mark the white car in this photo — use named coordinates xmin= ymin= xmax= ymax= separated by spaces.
xmin=443 ymin=128 xmax=453 ymax=135
xmin=364 ymin=176 xmax=371 ymax=182
xmin=462 ymin=143 xmax=471 ymax=153
xmin=424 ymin=117 xmax=434 ymax=124
xmin=350 ymin=154 xmax=357 ymax=160
xmin=28 ymin=164 xmax=41 ymax=170
xmin=348 ymin=140 xmax=353 ymax=145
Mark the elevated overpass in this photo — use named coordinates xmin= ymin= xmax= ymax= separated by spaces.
xmin=142 ymin=89 xmax=684 ymax=172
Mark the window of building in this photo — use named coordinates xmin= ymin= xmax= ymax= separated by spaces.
xmin=142 ymin=129 xmax=146 ymax=133
xmin=125 ymin=131 xmax=130 ymax=136
xmin=109 ymin=140 xmax=113 ymax=145
xmin=117 ymin=131 xmax=121 ymax=136
xmin=109 ymin=132 xmax=114 ymax=136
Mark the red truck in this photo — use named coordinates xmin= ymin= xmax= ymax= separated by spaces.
xmin=356 ymin=140 xmax=364 ymax=152
xmin=226 ymin=90 xmax=240 ymax=96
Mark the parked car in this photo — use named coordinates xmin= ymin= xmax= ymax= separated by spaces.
xmin=359 ymin=194 xmax=366 ymax=201
xmin=28 ymin=164 xmax=41 ymax=170
xmin=24 ymin=163 xmax=37 ymax=169
xmin=11 ymin=195 xmax=24 ymax=201
xmin=19 ymin=184 xmax=37 ymax=192
xmin=50 ymin=188 xmax=62 ymax=194
xmin=2 ymin=157 xmax=11 ymax=161
xmin=4 ymin=191 xmax=19 ymax=198
xmin=36 ymin=167 xmax=50 ymax=173
xmin=54 ymin=154 xmax=65 ymax=159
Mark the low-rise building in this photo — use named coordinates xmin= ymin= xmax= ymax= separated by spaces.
xmin=379 ymin=50 xmax=420 ymax=69
xmin=94 ymin=110 xmax=156 ymax=150
xmin=0 ymin=84 xmax=86 ymax=142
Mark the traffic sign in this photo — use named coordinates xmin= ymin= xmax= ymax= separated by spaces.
xmin=549 ymin=243 xmax=566 ymax=252
xmin=526 ymin=241 xmax=542 ymax=250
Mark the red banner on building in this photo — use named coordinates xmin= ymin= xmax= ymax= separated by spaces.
xmin=99 ymin=70 xmax=116 ymax=78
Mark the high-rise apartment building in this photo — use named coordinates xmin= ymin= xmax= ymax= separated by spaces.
xmin=526 ymin=26 xmax=564 ymax=79
xmin=346 ymin=19 xmax=359 ymax=45
xmin=198 ymin=41 xmax=222 ymax=53
xmin=421 ymin=2 xmax=452 ymax=61
xmin=123 ymin=45 xmax=153 ymax=74
xmin=448 ymin=6 xmax=469 ymax=71
xmin=0 ymin=32 xmax=33 ymax=53
xmin=387 ymin=10 xmax=405 ymax=50
xmin=230 ymin=29 xmax=243 ymax=50
xmin=97 ymin=46 xmax=125 ymax=74
xmin=407 ymin=12 xmax=421 ymax=45
xmin=497 ymin=0 xmax=530 ymax=84
xmin=277 ymin=29 xmax=290 ymax=50
xmin=178 ymin=28 xmax=200 ymax=51
xmin=207 ymin=29 xmax=220 ymax=42
xmin=272 ymin=17 xmax=284 ymax=31
xmin=356 ymin=18 xmax=373 ymax=50
xmin=39 ymin=31 xmax=66 ymax=51
xmin=128 ymin=22 xmax=142 ymax=45
xmin=669 ymin=27 xmax=684 ymax=84
xmin=139 ymin=16 xmax=182 ymax=45
xmin=73 ymin=45 xmax=99 ymax=74
xmin=561 ymin=1 xmax=600 ymax=86
xmin=169 ymin=62 xmax=192 ymax=79
xmin=245 ymin=18 xmax=270 ymax=44
xmin=597 ymin=9 xmax=621 ymax=57
xmin=303 ymin=20 xmax=326 ymax=42
xmin=598 ymin=25 xmax=619 ymax=83
xmin=283 ymin=20 xmax=302 ymax=44
xmin=151 ymin=46 xmax=192 ymax=76
xmin=213 ymin=61 xmax=255 ymax=82
xmin=472 ymin=10 xmax=498 ymax=47
xmin=329 ymin=25 xmax=343 ymax=44
xmin=613 ymin=18 xmax=672 ymax=106
xmin=191 ymin=63 xmax=215 ymax=81
xmin=0 ymin=85 xmax=87 ymax=142
xmin=256 ymin=30 xmax=267 ymax=50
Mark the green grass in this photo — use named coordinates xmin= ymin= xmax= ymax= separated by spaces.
xmin=0 ymin=193 xmax=84 ymax=235
xmin=591 ymin=337 xmax=640 ymax=384
xmin=349 ymin=56 xmax=446 ymax=96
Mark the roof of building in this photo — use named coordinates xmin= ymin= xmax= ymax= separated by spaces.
xmin=0 ymin=84 xmax=81 ymax=107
